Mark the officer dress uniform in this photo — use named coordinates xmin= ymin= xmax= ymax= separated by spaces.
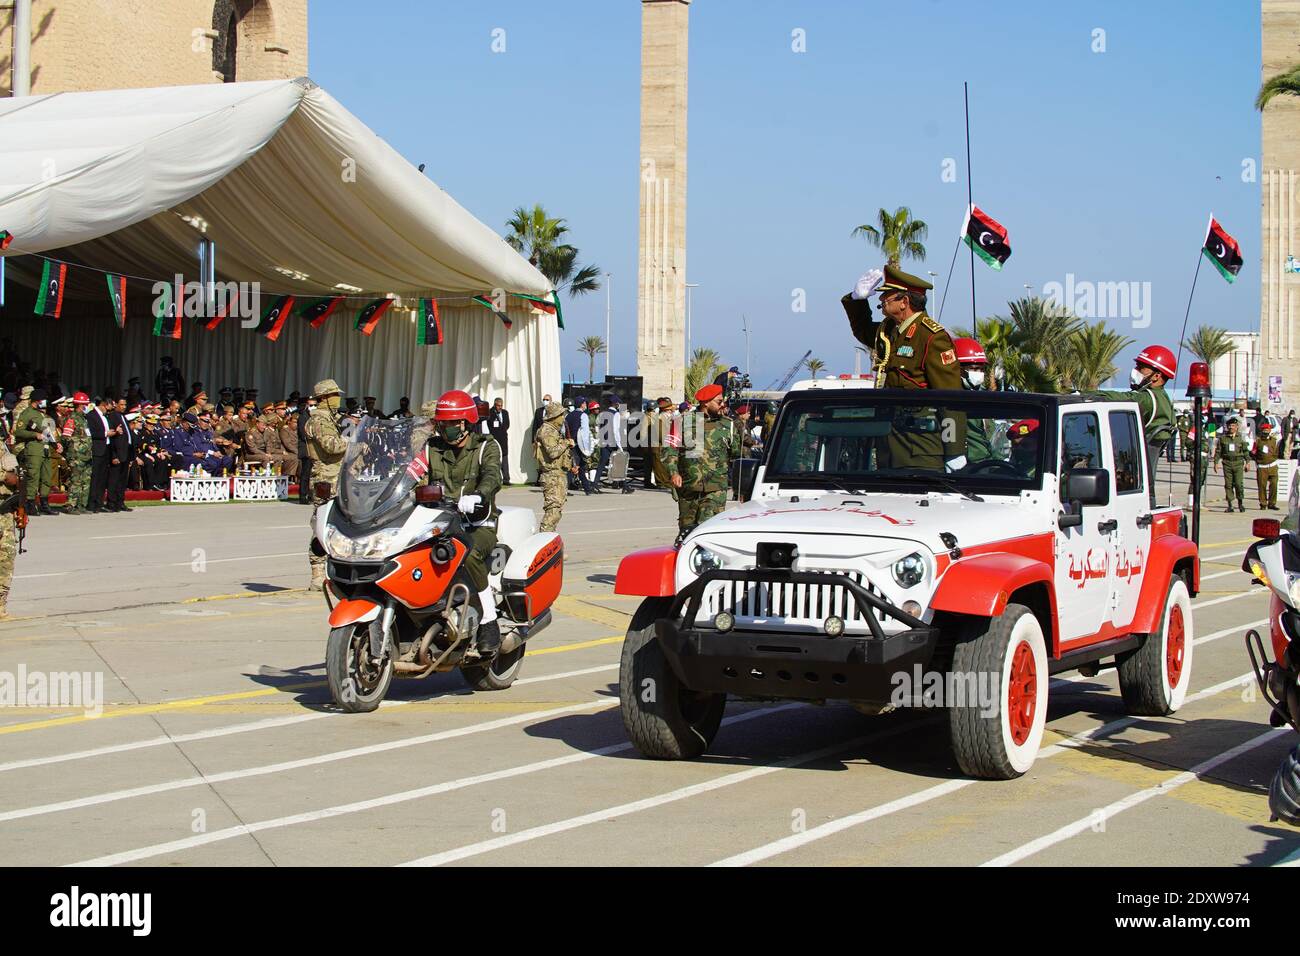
xmin=840 ymin=265 xmax=964 ymax=469
xmin=1253 ymin=430 xmax=1281 ymax=510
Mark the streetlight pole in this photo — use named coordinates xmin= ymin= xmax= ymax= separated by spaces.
xmin=604 ymin=272 xmax=612 ymax=377
xmin=13 ymin=0 xmax=31 ymax=96
xmin=927 ymin=271 xmax=938 ymax=312
xmin=741 ymin=314 xmax=751 ymax=382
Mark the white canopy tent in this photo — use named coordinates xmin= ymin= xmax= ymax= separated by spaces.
xmin=0 ymin=77 xmax=561 ymax=478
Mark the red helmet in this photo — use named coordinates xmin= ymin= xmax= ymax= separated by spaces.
xmin=1135 ymin=345 xmax=1176 ymax=380
xmin=72 ymin=391 xmax=90 ymax=405
xmin=434 ymin=389 xmax=479 ymax=424
xmin=953 ymin=337 xmax=988 ymax=366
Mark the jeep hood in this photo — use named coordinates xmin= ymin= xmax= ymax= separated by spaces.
xmin=699 ymin=492 xmax=1049 ymax=554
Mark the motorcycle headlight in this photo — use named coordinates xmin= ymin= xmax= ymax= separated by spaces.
xmin=689 ymin=545 xmax=724 ymax=575
xmin=324 ymin=524 xmax=403 ymax=560
xmin=892 ymin=552 xmax=926 ymax=589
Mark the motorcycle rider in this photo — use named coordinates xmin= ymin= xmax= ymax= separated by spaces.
xmin=420 ymin=389 xmax=504 ymax=657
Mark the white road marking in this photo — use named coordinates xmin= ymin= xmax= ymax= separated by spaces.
xmin=2 ymin=701 xmax=613 ymax=825
xmin=980 ymin=728 xmax=1288 ymax=867
xmin=0 ymin=663 xmax=619 ymax=774
xmin=15 ymin=572 xmax=69 ymax=579
xmin=67 ymin=704 xmax=796 ymax=867
xmin=89 ymin=532 xmax=182 ymax=540
xmin=1199 ymin=568 xmax=1241 ymax=582
xmin=158 ymin=609 xmax=230 ymax=617
xmin=400 ymin=719 xmax=931 ymax=867
xmin=1193 ymin=591 xmax=1259 ymax=610
xmin=168 ymin=552 xmax=302 ymax=566
xmin=709 ymin=672 xmax=1257 ymax=867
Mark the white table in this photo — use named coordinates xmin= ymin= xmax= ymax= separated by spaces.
xmin=169 ymin=475 xmax=231 ymax=503
xmin=234 ymin=474 xmax=290 ymax=501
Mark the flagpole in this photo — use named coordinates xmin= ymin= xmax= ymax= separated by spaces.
xmin=1173 ymin=214 xmax=1211 ymax=390
xmin=965 ymin=81 xmax=976 ymax=328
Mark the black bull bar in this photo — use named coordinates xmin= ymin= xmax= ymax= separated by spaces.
xmin=656 ymin=569 xmax=941 ymax=701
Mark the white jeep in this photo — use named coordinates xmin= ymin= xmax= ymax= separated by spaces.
xmin=615 ymin=386 xmax=1200 ymax=778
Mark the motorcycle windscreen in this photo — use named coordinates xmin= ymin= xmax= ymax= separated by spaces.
xmin=337 ymin=415 xmax=434 ymax=527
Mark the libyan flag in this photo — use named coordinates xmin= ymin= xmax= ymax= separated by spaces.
xmin=34 ymin=260 xmax=68 ymax=317
xmin=962 ymin=205 xmax=1011 ymax=271
xmin=0 ymin=230 xmax=12 ymax=250
xmin=255 ymin=294 xmax=296 ymax=341
xmin=354 ymin=298 xmax=394 ymax=336
xmin=153 ymin=282 xmax=182 ymax=339
xmin=416 ymin=298 xmax=442 ymax=346
xmin=473 ymin=294 xmax=513 ymax=329
xmin=1202 ymin=217 xmax=1243 ymax=283
xmin=106 ymin=274 xmax=126 ymax=328
xmin=297 ymin=295 xmax=344 ymax=329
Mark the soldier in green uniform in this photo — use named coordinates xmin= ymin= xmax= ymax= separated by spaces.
xmin=954 ymin=337 xmax=993 ymax=461
xmin=649 ymin=396 xmax=677 ymax=497
xmin=1187 ymin=416 xmax=1214 ymax=509
xmin=534 ymin=401 xmax=575 ymax=532
xmin=14 ymin=389 xmax=58 ymax=516
xmin=420 ymin=390 xmax=504 ymax=656
xmin=1252 ymin=420 xmax=1281 ymax=510
xmin=0 ymin=450 xmax=20 ymax=619
xmin=1213 ymin=416 xmax=1249 ymax=512
xmin=1176 ymin=413 xmax=1192 ymax=462
xmin=1092 ymin=345 xmax=1177 ymax=507
xmin=841 ymin=265 xmax=965 ymax=470
xmin=667 ymin=384 xmax=751 ymax=544
xmin=304 ymin=378 xmax=348 ymax=591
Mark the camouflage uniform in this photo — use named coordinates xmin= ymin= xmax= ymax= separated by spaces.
xmin=67 ymin=409 xmax=93 ymax=509
xmin=0 ymin=451 xmax=20 ymax=618
xmin=304 ymin=380 xmax=348 ymax=589
xmin=534 ymin=403 xmax=572 ymax=533
xmin=666 ymin=410 xmax=747 ymax=532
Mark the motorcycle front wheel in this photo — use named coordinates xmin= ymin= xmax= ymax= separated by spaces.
xmin=326 ymin=623 xmax=394 ymax=712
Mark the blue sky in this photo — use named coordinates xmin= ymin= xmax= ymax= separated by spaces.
xmin=310 ymin=0 xmax=1261 ymax=390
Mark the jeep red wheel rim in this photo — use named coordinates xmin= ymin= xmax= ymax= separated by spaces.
xmin=1007 ymin=641 xmax=1037 ymax=746
xmin=1166 ymin=604 xmax=1185 ymax=690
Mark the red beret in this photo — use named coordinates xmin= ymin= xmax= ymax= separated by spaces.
xmin=1010 ymin=419 xmax=1040 ymax=439
xmin=695 ymin=383 xmax=724 ymax=403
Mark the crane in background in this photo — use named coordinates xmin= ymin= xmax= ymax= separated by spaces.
xmin=766 ymin=350 xmax=813 ymax=392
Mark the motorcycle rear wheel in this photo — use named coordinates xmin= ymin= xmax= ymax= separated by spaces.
xmin=461 ymin=642 xmax=526 ymax=691
xmin=1270 ymin=743 xmax=1300 ymax=826
xmin=326 ymin=623 xmax=393 ymax=712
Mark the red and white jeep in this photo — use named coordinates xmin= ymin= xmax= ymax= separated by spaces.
xmin=615 ymin=385 xmax=1199 ymax=778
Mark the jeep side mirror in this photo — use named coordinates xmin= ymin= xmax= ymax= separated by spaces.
xmin=1064 ymin=468 xmax=1110 ymax=507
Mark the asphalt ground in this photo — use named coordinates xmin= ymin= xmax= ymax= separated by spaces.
xmin=0 ymin=461 xmax=1297 ymax=868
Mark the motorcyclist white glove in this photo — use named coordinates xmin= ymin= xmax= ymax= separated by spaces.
xmin=850 ymin=268 xmax=885 ymax=301
xmin=944 ymin=455 xmax=968 ymax=472
xmin=458 ymin=494 xmax=482 ymax=515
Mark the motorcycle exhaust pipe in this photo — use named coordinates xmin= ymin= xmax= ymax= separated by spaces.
xmin=499 ymin=609 xmax=553 ymax=655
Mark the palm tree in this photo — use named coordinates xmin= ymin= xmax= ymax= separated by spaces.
xmin=686 ymin=347 xmax=724 ymax=400
xmin=851 ymin=207 xmax=928 ymax=265
xmin=1182 ymin=325 xmax=1234 ymax=388
xmin=805 ymin=357 xmax=827 ymax=378
xmin=1007 ymin=296 xmax=1082 ymax=385
xmin=1257 ymin=62 xmax=1300 ymax=110
xmin=1062 ymin=323 xmax=1135 ymax=391
xmin=505 ymin=204 xmax=602 ymax=299
xmin=577 ymin=336 xmax=606 ymax=383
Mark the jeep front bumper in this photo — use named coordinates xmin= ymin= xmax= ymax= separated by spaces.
xmin=657 ymin=568 xmax=940 ymax=702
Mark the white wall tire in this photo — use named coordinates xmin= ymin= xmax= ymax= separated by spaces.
xmin=1118 ymin=576 xmax=1193 ymax=716
xmin=949 ymin=604 xmax=1049 ymax=779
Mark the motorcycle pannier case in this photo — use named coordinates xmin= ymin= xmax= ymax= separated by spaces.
xmin=501 ymin=532 xmax=564 ymax=622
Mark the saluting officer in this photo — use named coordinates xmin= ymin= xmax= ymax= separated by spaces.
xmin=1213 ymin=416 xmax=1249 ymax=513
xmin=1252 ymin=420 xmax=1281 ymax=511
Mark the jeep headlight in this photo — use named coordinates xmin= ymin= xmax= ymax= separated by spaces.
xmin=689 ymin=545 xmax=724 ymax=575
xmin=892 ymin=552 xmax=926 ymax=589
xmin=324 ymin=524 xmax=403 ymax=560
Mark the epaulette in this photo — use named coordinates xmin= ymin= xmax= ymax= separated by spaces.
xmin=921 ymin=315 xmax=945 ymax=335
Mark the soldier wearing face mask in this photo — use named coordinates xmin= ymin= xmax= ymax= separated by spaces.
xmin=304 ymin=379 xmax=348 ymax=591
xmin=419 ymin=390 xmax=505 ymax=657
xmin=1092 ymin=345 xmax=1176 ymax=506
xmin=953 ymin=338 xmax=993 ymax=462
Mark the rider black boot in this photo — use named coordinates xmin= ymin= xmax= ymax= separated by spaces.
xmin=476 ymin=619 xmax=502 ymax=657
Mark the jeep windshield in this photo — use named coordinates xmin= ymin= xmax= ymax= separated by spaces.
xmin=765 ymin=392 xmax=1046 ymax=494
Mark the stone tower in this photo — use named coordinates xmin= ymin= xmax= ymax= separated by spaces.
xmin=637 ymin=0 xmax=690 ymax=401
xmin=1260 ymin=0 xmax=1300 ymax=405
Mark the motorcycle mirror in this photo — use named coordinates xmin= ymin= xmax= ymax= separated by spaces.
xmin=1253 ymin=518 xmax=1281 ymax=540
xmin=415 ymin=482 xmax=444 ymax=506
